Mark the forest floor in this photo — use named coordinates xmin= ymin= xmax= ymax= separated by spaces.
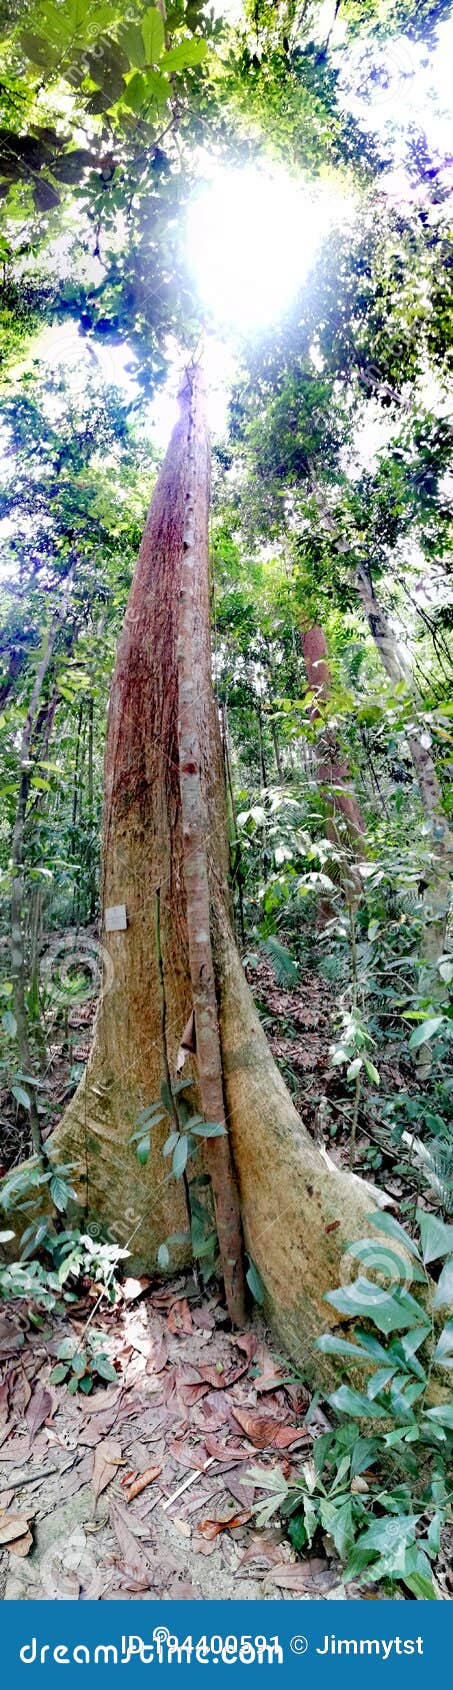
xmin=0 ymin=1277 xmax=354 ymax=1602
xmin=0 ymin=945 xmax=446 ymax=1602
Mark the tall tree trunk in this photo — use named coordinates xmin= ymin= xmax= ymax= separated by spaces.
xmin=220 ymin=702 xmax=246 ymax=947
xmin=87 ymin=694 xmax=97 ymax=922
xmin=356 ymin=564 xmax=452 ymax=959
xmin=256 ymin=701 xmax=268 ymax=787
xmin=176 ymin=368 xmax=246 ymax=1324
xmin=10 ymin=580 xmax=72 ymax=1153
xmin=39 ymin=370 xmax=379 ymax=1377
xmin=301 ymin=623 xmax=366 ymax=846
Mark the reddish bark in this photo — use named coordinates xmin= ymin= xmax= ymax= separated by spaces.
xmin=177 ymin=367 xmax=246 ymax=1324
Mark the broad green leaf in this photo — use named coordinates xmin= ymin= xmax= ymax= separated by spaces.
xmin=57 ymin=1338 xmax=77 ymax=1361
xmin=363 ymin=1058 xmax=380 ymax=1085
xmin=343 ymin=1238 xmax=425 ymax=1283
xmin=427 ymin=1512 xmax=442 ymax=1556
xmin=136 ymin=1104 xmax=166 ymax=1126
xmin=49 ymin=1363 xmax=69 ymax=1384
xmin=367 ymin=1365 xmax=396 ymax=1399
xmin=346 ymin=1057 xmax=362 ymax=1080
xmin=172 ymin=1134 xmax=188 ymax=1177
xmin=434 ymin=1318 xmax=453 ymax=1362
xmin=398 ymin=1326 xmax=429 ymax=1358
xmin=50 ymin=1175 xmax=76 ymax=1211
xmin=117 ymin=21 xmax=146 ymax=67
xmin=71 ymin=1351 xmax=87 ymax=1377
xmin=91 ymin=1354 xmax=117 ymax=1381
xmin=2 ymin=1011 xmax=17 ymax=1038
xmin=136 ymin=1136 xmax=150 ymax=1165
xmin=325 ymin=1278 xmax=430 ymax=1335
xmin=424 ymin=1404 xmax=453 ymax=1430
xmin=246 ymin=1257 xmax=265 ymax=1304
xmin=20 ymin=31 xmax=58 ymax=66
xmin=352 ymin=1328 xmax=392 ymax=1362
xmin=122 ymin=71 xmax=146 ymax=111
xmin=142 ymin=70 xmax=169 ymax=104
xmin=163 ymin=38 xmax=209 ymax=72
xmin=408 ymin=1017 xmax=444 ymax=1050
xmin=191 ymin=1120 xmax=227 ymax=1137
xmin=417 ymin=1210 xmax=453 ymax=1264
xmin=328 ymin=1384 xmax=386 ymax=1419
xmin=358 ymin=1513 xmax=418 ymax=1554
xmin=369 ymin=1210 xmax=422 ymax=1261
xmin=433 ymin=1259 xmax=453 ymax=1309
xmin=162 ymin=1131 xmax=179 ymax=1158
xmin=11 ymin=1084 xmax=31 ymax=1110
xmin=404 ymin=1571 xmax=436 ymax=1600
xmin=315 ymin=1333 xmax=377 ymax=1363
xmin=350 ymin=1437 xmax=379 ymax=1477
xmin=141 ymin=7 xmax=165 ymax=63
xmin=157 ymin=1242 xmax=170 ymax=1269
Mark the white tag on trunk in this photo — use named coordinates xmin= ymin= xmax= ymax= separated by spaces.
xmin=105 ymin=903 xmax=127 ymax=932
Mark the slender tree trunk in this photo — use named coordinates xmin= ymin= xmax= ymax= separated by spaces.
xmin=36 ymin=370 xmax=381 ymax=1377
xmin=356 ymin=564 xmax=452 ymax=957
xmin=301 ymin=624 xmax=366 ymax=846
xmin=87 ymin=694 xmax=97 ymax=921
xmin=10 ymin=580 xmax=72 ymax=1153
xmin=256 ymin=702 xmax=268 ymax=788
xmin=221 ymin=702 xmax=246 ymax=947
xmin=72 ymin=704 xmax=83 ymax=831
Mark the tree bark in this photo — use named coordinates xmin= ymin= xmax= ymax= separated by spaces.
xmin=37 ymin=369 xmax=380 ymax=1378
xmin=176 ymin=367 xmax=246 ymax=1324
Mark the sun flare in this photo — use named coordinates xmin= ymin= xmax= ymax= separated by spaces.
xmin=186 ymin=165 xmax=348 ymax=334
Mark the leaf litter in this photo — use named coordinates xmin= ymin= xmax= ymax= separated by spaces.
xmin=0 ymin=1273 xmax=395 ymax=1600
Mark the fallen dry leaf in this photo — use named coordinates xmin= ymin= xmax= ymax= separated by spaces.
xmin=196 ymin=1361 xmax=248 ymax=1390
xmin=25 ymin=1387 xmax=52 ymax=1440
xmin=179 ymin=1380 xmax=209 ymax=1407
xmin=110 ymin=1501 xmax=152 ymax=1573
xmin=231 ymin=1408 xmax=308 ymax=1451
xmin=123 ymin=1465 xmax=161 ymax=1502
xmin=0 ymin=1369 xmax=14 ymax=1418
xmin=197 ymin=1511 xmax=252 ymax=1540
xmin=81 ymin=1386 xmax=121 ymax=1416
xmin=172 ymin=1516 xmax=191 ymax=1538
xmin=204 ymin=1434 xmax=250 ymax=1463
xmin=8 ymin=1528 xmax=33 ymax=1558
xmin=239 ymin=1537 xmax=285 ymax=1570
xmin=146 ymin=1335 xmax=168 ymax=1374
xmin=264 ymin=1561 xmax=320 ymax=1591
xmin=91 ymin=1439 xmax=122 ymax=1501
xmin=167 ymin=1299 xmax=193 ymax=1336
xmin=122 ymin=1277 xmax=151 ymax=1303
xmin=229 ymin=1332 xmax=257 ymax=1362
xmin=0 ymin=1510 xmax=33 ymax=1546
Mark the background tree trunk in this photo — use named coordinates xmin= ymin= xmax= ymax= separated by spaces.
xmin=301 ymin=622 xmax=366 ymax=846
xmin=356 ymin=564 xmax=452 ymax=960
xmin=37 ymin=370 xmax=380 ymax=1379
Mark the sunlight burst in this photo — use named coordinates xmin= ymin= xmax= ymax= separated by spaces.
xmin=187 ymin=165 xmax=346 ymax=333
